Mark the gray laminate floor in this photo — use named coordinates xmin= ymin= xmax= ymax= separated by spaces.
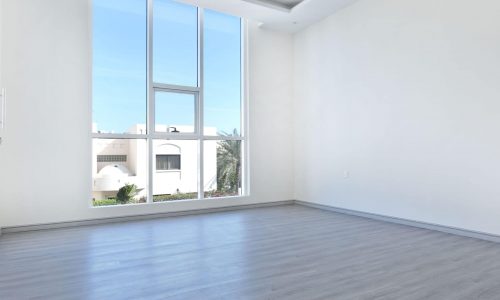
xmin=2 ymin=205 xmax=500 ymax=300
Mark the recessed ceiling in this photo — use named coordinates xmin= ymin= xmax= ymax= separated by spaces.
xmin=178 ymin=0 xmax=360 ymax=33
xmin=241 ymin=0 xmax=305 ymax=12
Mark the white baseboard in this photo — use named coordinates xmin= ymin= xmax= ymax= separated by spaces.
xmin=0 ymin=200 xmax=294 ymax=235
xmin=3 ymin=199 xmax=500 ymax=245
xmin=295 ymin=200 xmax=500 ymax=244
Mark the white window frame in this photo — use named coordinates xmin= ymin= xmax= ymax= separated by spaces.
xmin=90 ymin=0 xmax=249 ymax=205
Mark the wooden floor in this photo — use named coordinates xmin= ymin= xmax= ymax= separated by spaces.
xmin=2 ymin=205 xmax=500 ymax=299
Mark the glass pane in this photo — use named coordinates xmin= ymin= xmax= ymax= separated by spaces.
xmin=153 ymin=0 xmax=198 ymax=86
xmin=204 ymin=10 xmax=241 ymax=136
xmin=92 ymin=0 xmax=147 ymax=134
xmin=92 ymin=139 xmax=148 ymax=206
xmin=204 ymin=140 xmax=242 ymax=198
xmin=153 ymin=140 xmax=198 ymax=202
xmin=155 ymin=91 xmax=196 ymax=133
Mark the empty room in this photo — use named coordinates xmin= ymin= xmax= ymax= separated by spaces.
xmin=1 ymin=0 xmax=500 ymax=298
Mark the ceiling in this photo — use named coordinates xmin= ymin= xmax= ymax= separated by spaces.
xmin=178 ymin=0 xmax=360 ymax=33
xmin=241 ymin=0 xmax=305 ymax=12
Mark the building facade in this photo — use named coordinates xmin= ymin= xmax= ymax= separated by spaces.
xmin=92 ymin=124 xmax=217 ymax=201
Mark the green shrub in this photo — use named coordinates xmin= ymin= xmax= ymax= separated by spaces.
xmin=204 ymin=190 xmax=238 ymax=198
xmin=93 ymin=190 xmax=195 ymax=206
xmin=93 ymin=198 xmax=118 ymax=206
xmin=153 ymin=192 xmax=197 ymax=202
xmin=116 ymin=183 xmax=138 ymax=204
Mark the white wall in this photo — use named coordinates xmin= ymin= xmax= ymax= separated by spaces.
xmin=0 ymin=0 xmax=294 ymax=228
xmin=0 ymin=0 xmax=2 ymax=93
xmin=0 ymin=0 xmax=2 ymax=229
xmin=293 ymin=0 xmax=500 ymax=235
xmin=9 ymin=0 xmax=498 ymax=237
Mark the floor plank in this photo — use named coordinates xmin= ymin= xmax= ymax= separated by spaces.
xmin=2 ymin=205 xmax=500 ymax=299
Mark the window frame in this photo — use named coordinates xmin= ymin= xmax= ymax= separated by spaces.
xmin=90 ymin=0 xmax=249 ymax=206
xmin=156 ymin=154 xmax=181 ymax=171
xmin=152 ymin=88 xmax=199 ymax=136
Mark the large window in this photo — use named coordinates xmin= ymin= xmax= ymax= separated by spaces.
xmin=92 ymin=0 xmax=246 ymax=206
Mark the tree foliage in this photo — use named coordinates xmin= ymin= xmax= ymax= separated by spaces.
xmin=217 ymin=129 xmax=241 ymax=194
xmin=116 ymin=183 xmax=138 ymax=204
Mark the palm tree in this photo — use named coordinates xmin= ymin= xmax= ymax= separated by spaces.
xmin=116 ymin=183 xmax=138 ymax=204
xmin=217 ymin=129 xmax=241 ymax=195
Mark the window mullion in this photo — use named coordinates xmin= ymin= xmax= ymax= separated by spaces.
xmin=198 ymin=8 xmax=205 ymax=200
xmin=242 ymin=19 xmax=249 ymax=197
xmin=147 ymin=0 xmax=154 ymax=204
xmin=152 ymin=82 xmax=200 ymax=93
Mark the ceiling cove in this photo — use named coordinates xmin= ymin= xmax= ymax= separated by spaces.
xmin=178 ymin=0 xmax=360 ymax=33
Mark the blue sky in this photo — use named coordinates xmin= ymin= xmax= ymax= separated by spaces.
xmin=92 ymin=0 xmax=241 ymax=135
